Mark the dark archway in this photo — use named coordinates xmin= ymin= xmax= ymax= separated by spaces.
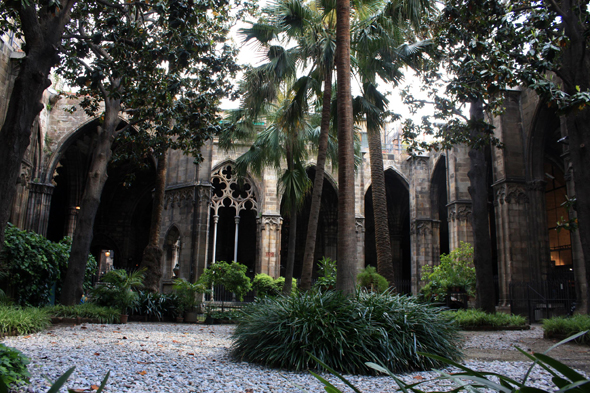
xmin=280 ymin=166 xmax=338 ymax=280
xmin=431 ymin=157 xmax=450 ymax=257
xmin=46 ymin=120 xmax=156 ymax=269
xmin=365 ymin=169 xmax=411 ymax=293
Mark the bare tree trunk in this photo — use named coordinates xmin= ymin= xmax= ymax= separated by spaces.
xmin=300 ymin=69 xmax=332 ymax=292
xmin=139 ymin=152 xmax=168 ymax=292
xmin=335 ymin=0 xmax=356 ymax=295
xmin=468 ymin=98 xmax=495 ymax=313
xmin=61 ymin=96 xmax=121 ymax=305
xmin=282 ymin=203 xmax=298 ymax=295
xmin=367 ymin=121 xmax=395 ymax=287
xmin=0 ymin=2 xmax=76 ymax=256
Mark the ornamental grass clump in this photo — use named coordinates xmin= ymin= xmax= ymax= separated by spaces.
xmin=445 ymin=309 xmax=528 ymax=330
xmin=0 ymin=306 xmax=51 ymax=336
xmin=543 ymin=315 xmax=590 ymax=344
xmin=231 ymin=290 xmax=461 ymax=374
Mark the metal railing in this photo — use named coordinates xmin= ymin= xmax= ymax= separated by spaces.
xmin=509 ymin=279 xmax=576 ymax=322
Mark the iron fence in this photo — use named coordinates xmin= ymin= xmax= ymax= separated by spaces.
xmin=509 ymin=279 xmax=576 ymax=323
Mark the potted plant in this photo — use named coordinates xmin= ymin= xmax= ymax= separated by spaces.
xmin=91 ymin=269 xmax=145 ymax=323
xmin=172 ymin=278 xmax=206 ymax=323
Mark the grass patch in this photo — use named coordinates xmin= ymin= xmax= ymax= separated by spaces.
xmin=443 ymin=309 xmax=528 ymax=330
xmin=0 ymin=306 xmax=51 ymax=336
xmin=45 ymin=303 xmax=120 ymax=324
xmin=543 ymin=314 xmax=590 ymax=344
xmin=231 ymin=290 xmax=461 ymax=374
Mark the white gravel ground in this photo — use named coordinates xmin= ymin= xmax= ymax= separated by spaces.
xmin=1 ymin=323 xmax=576 ymax=392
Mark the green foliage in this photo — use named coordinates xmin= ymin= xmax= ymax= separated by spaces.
xmin=131 ymin=291 xmax=182 ymax=321
xmin=90 ymin=269 xmax=144 ymax=313
xmin=312 ymin=333 xmax=590 ymax=393
xmin=420 ymin=242 xmax=476 ymax=302
xmin=231 ymin=290 xmax=460 ymax=374
xmin=543 ymin=315 xmax=590 ymax=345
xmin=172 ymin=278 xmax=206 ymax=314
xmin=0 ymin=306 xmax=51 ymax=336
xmin=198 ymin=262 xmax=252 ymax=301
xmin=0 ymin=366 xmax=109 ymax=393
xmin=45 ymin=304 xmax=120 ymax=324
xmin=357 ymin=266 xmax=389 ymax=292
xmin=0 ymin=224 xmax=96 ymax=307
xmin=313 ymin=257 xmax=337 ymax=291
xmin=252 ymin=274 xmax=296 ymax=298
xmin=0 ymin=343 xmax=30 ymax=388
xmin=444 ymin=309 xmax=528 ymax=330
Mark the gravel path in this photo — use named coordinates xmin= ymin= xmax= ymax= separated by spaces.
xmin=2 ymin=323 xmax=585 ymax=392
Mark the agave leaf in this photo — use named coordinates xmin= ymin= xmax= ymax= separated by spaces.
xmin=308 ymin=354 xmax=362 ymax=393
xmin=534 ymin=353 xmax=587 ymax=383
xmin=519 ymin=387 xmax=551 ymax=393
xmin=543 ymin=331 xmax=588 ymax=355
xmin=96 ymin=370 xmax=110 ymax=393
xmin=47 ymin=366 xmax=76 ymax=393
xmin=0 ymin=378 xmax=8 ymax=393
xmin=309 ymin=371 xmax=344 ymax=393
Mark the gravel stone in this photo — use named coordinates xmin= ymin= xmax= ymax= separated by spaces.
xmin=2 ymin=323 xmax=584 ymax=392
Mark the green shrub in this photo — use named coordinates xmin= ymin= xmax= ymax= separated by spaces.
xmin=172 ymin=278 xmax=206 ymax=314
xmin=231 ymin=290 xmax=460 ymax=374
xmin=0 ymin=306 xmax=51 ymax=335
xmin=198 ymin=261 xmax=252 ymax=301
xmin=313 ymin=257 xmax=336 ymax=291
xmin=252 ymin=273 xmax=277 ymax=297
xmin=45 ymin=303 xmax=120 ymax=324
xmin=1 ymin=224 xmax=97 ymax=306
xmin=543 ymin=315 xmax=590 ymax=344
xmin=357 ymin=266 xmax=389 ymax=292
xmin=90 ymin=269 xmax=144 ymax=313
xmin=0 ymin=343 xmax=30 ymax=388
xmin=131 ymin=291 xmax=181 ymax=320
xmin=273 ymin=276 xmax=297 ymax=294
xmin=444 ymin=309 xmax=528 ymax=329
xmin=421 ymin=241 xmax=476 ymax=301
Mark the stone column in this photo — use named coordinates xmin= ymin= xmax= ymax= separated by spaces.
xmin=493 ymin=181 xmax=530 ymax=308
xmin=24 ymin=182 xmax=54 ymax=236
xmin=192 ymin=183 xmax=212 ymax=282
xmin=410 ymin=219 xmax=435 ymax=294
xmin=259 ymin=214 xmax=283 ymax=278
xmin=355 ymin=216 xmax=365 ymax=271
xmin=447 ymin=201 xmax=473 ymax=247
xmin=526 ymin=180 xmax=550 ymax=280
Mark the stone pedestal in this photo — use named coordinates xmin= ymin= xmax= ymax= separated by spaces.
xmin=258 ymin=214 xmax=283 ymax=277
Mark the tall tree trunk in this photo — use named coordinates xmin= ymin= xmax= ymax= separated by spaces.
xmin=61 ymin=96 xmax=121 ymax=305
xmin=468 ymin=98 xmax=495 ymax=313
xmin=139 ymin=152 xmax=168 ymax=292
xmin=335 ymin=0 xmax=356 ymax=295
xmin=299 ymin=68 xmax=332 ymax=292
xmin=0 ymin=2 xmax=75 ymax=256
xmin=366 ymin=121 xmax=395 ymax=287
xmin=282 ymin=203 xmax=298 ymax=295
xmin=558 ymin=1 xmax=590 ymax=314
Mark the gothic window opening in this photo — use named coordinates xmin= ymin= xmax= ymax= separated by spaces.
xmin=545 ymin=161 xmax=572 ymax=268
xmin=208 ymin=164 xmax=258 ymax=274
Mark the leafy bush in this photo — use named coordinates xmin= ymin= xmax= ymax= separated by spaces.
xmin=543 ymin=315 xmax=590 ymax=344
xmin=357 ymin=266 xmax=389 ymax=292
xmin=421 ymin=241 xmax=476 ymax=301
xmin=90 ymin=269 xmax=144 ymax=313
xmin=1 ymin=224 xmax=97 ymax=306
xmin=131 ymin=291 xmax=181 ymax=321
xmin=0 ymin=343 xmax=30 ymax=388
xmin=312 ymin=332 xmax=590 ymax=393
xmin=198 ymin=261 xmax=252 ymax=301
xmin=45 ymin=303 xmax=120 ymax=324
xmin=0 ymin=306 xmax=51 ymax=335
xmin=444 ymin=309 xmax=528 ymax=329
xmin=231 ymin=290 xmax=460 ymax=374
xmin=252 ymin=274 xmax=296 ymax=297
xmin=172 ymin=278 xmax=206 ymax=314
xmin=313 ymin=257 xmax=336 ymax=291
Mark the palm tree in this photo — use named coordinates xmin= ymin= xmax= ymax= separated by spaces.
xmin=234 ymin=95 xmax=312 ymax=295
xmin=351 ymin=0 xmax=433 ymax=288
xmin=239 ymin=0 xmax=337 ymax=292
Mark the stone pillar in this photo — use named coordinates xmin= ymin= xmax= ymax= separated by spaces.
xmin=493 ymin=181 xmax=530 ymax=307
xmin=24 ymin=182 xmax=54 ymax=236
xmin=259 ymin=214 xmax=283 ymax=278
xmin=355 ymin=216 xmax=365 ymax=271
xmin=192 ymin=183 xmax=212 ymax=282
xmin=65 ymin=206 xmax=79 ymax=238
xmin=526 ymin=180 xmax=550 ymax=280
xmin=410 ymin=219 xmax=435 ymax=294
xmin=447 ymin=201 xmax=473 ymax=247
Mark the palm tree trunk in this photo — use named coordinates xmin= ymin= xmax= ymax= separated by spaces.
xmin=335 ymin=0 xmax=356 ymax=294
xmin=468 ymin=98 xmax=495 ymax=313
xmin=61 ymin=95 xmax=121 ymax=305
xmin=366 ymin=122 xmax=395 ymax=286
xmin=282 ymin=203 xmax=298 ymax=295
xmin=139 ymin=152 xmax=167 ymax=292
xmin=300 ymin=68 xmax=333 ymax=292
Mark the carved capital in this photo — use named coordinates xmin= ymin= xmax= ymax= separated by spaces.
xmin=494 ymin=182 xmax=529 ymax=205
xmin=196 ymin=184 xmax=213 ymax=204
xmin=527 ymin=180 xmax=547 ymax=192
xmin=259 ymin=214 xmax=283 ymax=230
xmin=355 ymin=217 xmax=365 ymax=233
xmin=447 ymin=202 xmax=471 ymax=222
xmin=410 ymin=219 xmax=433 ymax=236
xmin=164 ymin=187 xmax=194 ymax=209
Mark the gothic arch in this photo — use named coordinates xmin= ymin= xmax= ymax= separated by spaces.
xmin=364 ymin=165 xmax=409 ymax=194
